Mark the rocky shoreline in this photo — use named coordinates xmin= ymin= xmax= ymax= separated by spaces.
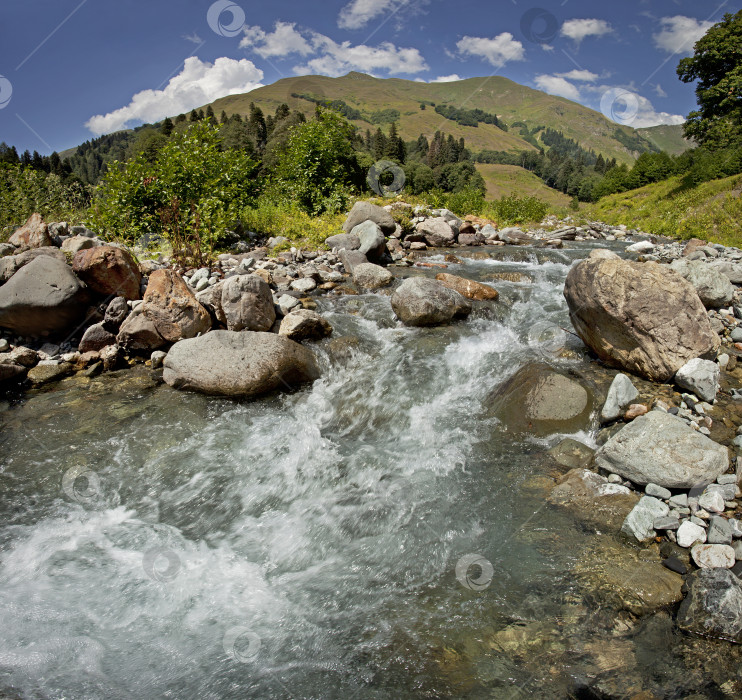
xmin=3 ymin=202 xmax=742 ymax=654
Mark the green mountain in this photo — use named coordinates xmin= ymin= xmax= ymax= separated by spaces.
xmin=637 ymin=125 xmax=693 ymax=155
xmin=205 ymin=72 xmax=661 ymax=165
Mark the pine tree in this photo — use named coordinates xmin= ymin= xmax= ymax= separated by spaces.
xmin=176 ymin=113 xmax=187 ymax=123
xmin=161 ymin=117 xmax=174 ymax=136
xmin=373 ymin=128 xmax=387 ymax=160
xmin=197 ymin=109 xmax=205 ymax=120
xmin=189 ymin=109 xmax=199 ymax=122
xmin=205 ymin=105 xmax=216 ymax=124
xmin=248 ymin=103 xmax=267 ymax=151
xmin=220 ymin=110 xmax=229 ymax=125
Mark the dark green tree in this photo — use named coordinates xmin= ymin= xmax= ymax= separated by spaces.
xmin=161 ymin=117 xmax=174 ymax=136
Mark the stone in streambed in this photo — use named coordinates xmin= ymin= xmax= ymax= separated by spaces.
xmin=621 ymin=496 xmax=669 ymax=542
xmin=73 ymin=246 xmax=142 ymax=300
xmin=79 ymin=322 xmax=116 ymax=353
xmin=142 ymin=269 xmax=211 ymax=342
xmin=279 ymin=309 xmax=333 ymax=341
xmin=707 ymin=516 xmax=733 ymax=545
xmin=564 ymin=257 xmax=719 ymax=382
xmin=670 ymin=258 xmax=734 ymax=309
xmin=163 ymin=330 xmax=320 ymax=398
xmin=487 ymin=362 xmax=593 ymax=437
xmin=353 ymin=263 xmax=393 ymax=289
xmin=342 ymin=201 xmax=396 ymax=236
xmin=677 ymin=521 xmax=707 ymax=548
xmin=593 ymin=410 xmax=728 ymax=489
xmin=391 ymin=277 xmax=471 ymax=327
xmin=435 ymin=273 xmax=498 ymax=301
xmin=677 ymin=568 xmax=742 ymax=642
xmin=601 ymin=373 xmax=639 ymax=422
xmin=220 ymin=274 xmax=275 ymax=332
xmin=547 ymin=438 xmax=595 ymax=470
xmin=352 ymin=221 xmax=386 ymax=262
xmin=691 ymin=544 xmax=736 ymax=569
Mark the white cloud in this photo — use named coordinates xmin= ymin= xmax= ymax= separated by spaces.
xmin=431 ymin=74 xmax=462 ymax=82
xmin=557 ymin=69 xmax=598 ymax=82
xmin=240 ymin=22 xmax=313 ymax=59
xmin=654 ymin=83 xmax=668 ymax=98
xmin=541 ymin=44 xmax=555 ymax=52
xmin=456 ymin=33 xmax=525 ymax=68
xmin=534 ymin=74 xmax=580 ymax=101
xmin=595 ymin=85 xmax=684 ymax=127
xmin=653 ymin=16 xmax=713 ymax=54
xmin=85 ymin=57 xmax=264 ymax=135
xmin=295 ymin=36 xmax=428 ymax=76
xmin=560 ymin=18 xmax=612 ymax=43
xmin=182 ymin=33 xmax=203 ymax=45
xmin=338 ymin=0 xmax=396 ymax=30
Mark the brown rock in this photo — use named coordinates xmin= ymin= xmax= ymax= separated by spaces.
xmin=75 ymin=351 xmax=100 ymax=369
xmin=142 ymin=269 xmax=211 ymax=342
xmin=624 ymin=403 xmax=648 ymax=420
xmin=79 ymin=322 xmax=117 ymax=353
xmin=683 ymin=238 xmax=708 ymax=257
xmin=8 ymin=213 xmax=52 ymax=249
xmin=73 ymin=246 xmax=142 ymax=300
xmin=0 ymin=363 xmax=26 ymax=383
xmin=436 ymin=273 xmax=498 ymax=301
xmin=116 ymin=312 xmax=165 ymax=351
xmin=564 ymin=257 xmax=719 ymax=382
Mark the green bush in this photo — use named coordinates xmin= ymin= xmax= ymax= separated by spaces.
xmin=485 ymin=194 xmax=548 ymax=225
xmin=88 ymin=121 xmax=259 ymax=264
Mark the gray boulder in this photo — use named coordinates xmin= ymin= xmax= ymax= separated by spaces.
xmin=0 ymin=256 xmax=89 ymax=337
xmin=325 ymin=233 xmax=360 ymax=251
xmin=416 ymin=218 xmax=455 ymax=247
xmin=278 ymin=309 xmax=333 ymax=341
xmin=391 ymin=277 xmax=471 ymax=327
xmin=79 ymin=322 xmax=116 ymax=353
xmin=601 ymin=373 xmax=639 ymax=422
xmin=621 ymin=496 xmax=670 ymax=542
xmin=103 ymin=296 xmax=129 ymax=331
xmin=670 ymin=258 xmax=734 ymax=309
xmin=594 ymin=410 xmax=729 ymax=488
xmin=677 ymin=568 xmax=742 ymax=642
xmin=709 ymin=260 xmax=742 ymax=284
xmin=352 ymin=221 xmax=386 ymax=261
xmin=61 ymin=235 xmax=98 ymax=255
xmin=220 ymin=274 xmax=275 ymax=332
xmin=0 ymin=247 xmax=67 ymax=283
xmin=353 ymin=262 xmax=393 ymax=289
xmin=342 ymin=201 xmax=396 ymax=236
xmin=674 ymin=357 xmax=720 ymax=402
xmin=163 ymin=330 xmax=320 ymax=397
xmin=116 ymin=312 xmax=166 ymax=352
xmin=339 ymin=249 xmax=369 ymax=274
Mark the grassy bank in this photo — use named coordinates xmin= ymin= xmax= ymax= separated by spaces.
xmin=584 ymin=173 xmax=742 ymax=247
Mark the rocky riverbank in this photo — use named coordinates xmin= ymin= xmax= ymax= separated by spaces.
xmin=3 ymin=201 xmax=742 ymax=672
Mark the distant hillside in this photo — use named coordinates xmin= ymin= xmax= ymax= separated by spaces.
xmin=586 ymin=173 xmax=742 ymax=246
xmin=205 ymin=72 xmax=659 ymax=165
xmin=476 ymin=164 xmax=571 ymax=206
xmin=637 ymin=125 xmax=692 ymax=156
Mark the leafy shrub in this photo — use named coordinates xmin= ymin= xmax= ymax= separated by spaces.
xmin=88 ymin=122 xmax=259 ymax=264
xmin=485 ymin=194 xmax=548 ymax=225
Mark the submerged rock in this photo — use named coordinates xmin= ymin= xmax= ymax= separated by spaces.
xmin=435 ymin=273 xmax=498 ymax=301
xmin=163 ymin=330 xmax=320 ymax=397
xmin=391 ymin=277 xmax=471 ymax=327
xmin=564 ymin=257 xmax=719 ymax=382
xmin=488 ymin=362 xmax=593 ymax=437
xmin=677 ymin=568 xmax=742 ymax=642
xmin=547 ymin=438 xmax=595 ymax=470
xmin=594 ymin=410 xmax=728 ymax=488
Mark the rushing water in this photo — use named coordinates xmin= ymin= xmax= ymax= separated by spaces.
xmin=1 ymin=244 xmax=740 ymax=699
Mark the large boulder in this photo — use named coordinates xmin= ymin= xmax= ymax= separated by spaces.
xmin=391 ymin=277 xmax=471 ymax=326
xmin=163 ymin=330 xmax=321 ymax=397
xmin=325 ymin=233 xmax=360 ymax=251
xmin=142 ymin=269 xmax=211 ymax=342
xmin=677 ymin=568 xmax=742 ymax=642
xmin=353 ymin=262 xmax=393 ymax=289
xmin=220 ymin=274 xmax=275 ymax=332
xmin=0 ymin=256 xmax=89 ymax=337
xmin=674 ymin=357 xmax=720 ymax=402
xmin=670 ymin=258 xmax=735 ymax=309
xmin=594 ymin=410 xmax=729 ymax=488
xmin=342 ymin=201 xmax=396 ymax=236
xmin=352 ymin=221 xmax=386 ymax=262
xmin=487 ymin=362 xmax=593 ymax=436
xmin=279 ymin=309 xmax=333 ymax=341
xmin=72 ymin=246 xmax=142 ymax=300
xmin=435 ymin=273 xmax=498 ymax=301
xmin=8 ymin=213 xmax=52 ymax=249
xmin=78 ymin=322 xmax=116 ymax=353
xmin=0 ymin=247 xmax=67 ymax=283
xmin=416 ymin=218 xmax=455 ymax=247
xmin=564 ymin=257 xmax=719 ymax=382
xmin=339 ymin=249 xmax=369 ymax=274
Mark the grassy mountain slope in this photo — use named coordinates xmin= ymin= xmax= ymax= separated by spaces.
xmin=637 ymin=125 xmax=692 ymax=155
xmin=206 ymin=72 xmax=656 ymax=165
xmin=585 ymin=173 xmax=742 ymax=246
xmin=476 ymin=164 xmax=571 ymax=205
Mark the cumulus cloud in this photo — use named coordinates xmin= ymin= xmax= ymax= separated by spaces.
xmin=534 ymin=74 xmax=580 ymax=101
xmin=85 ymin=57 xmax=264 ymax=135
xmin=560 ymin=18 xmax=612 ymax=43
xmin=240 ymin=21 xmax=313 ymax=58
xmin=456 ymin=33 xmax=525 ymax=68
xmin=338 ymin=0 xmax=396 ymax=30
xmin=557 ymin=69 xmax=598 ymax=82
xmin=653 ymin=16 xmax=713 ymax=54
xmin=431 ymin=74 xmax=462 ymax=82
xmin=593 ymin=84 xmax=684 ymax=127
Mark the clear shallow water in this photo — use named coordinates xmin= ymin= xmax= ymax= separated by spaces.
xmin=1 ymin=244 xmax=740 ymax=699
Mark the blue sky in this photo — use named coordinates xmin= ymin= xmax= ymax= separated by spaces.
xmin=0 ymin=0 xmax=737 ymax=154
